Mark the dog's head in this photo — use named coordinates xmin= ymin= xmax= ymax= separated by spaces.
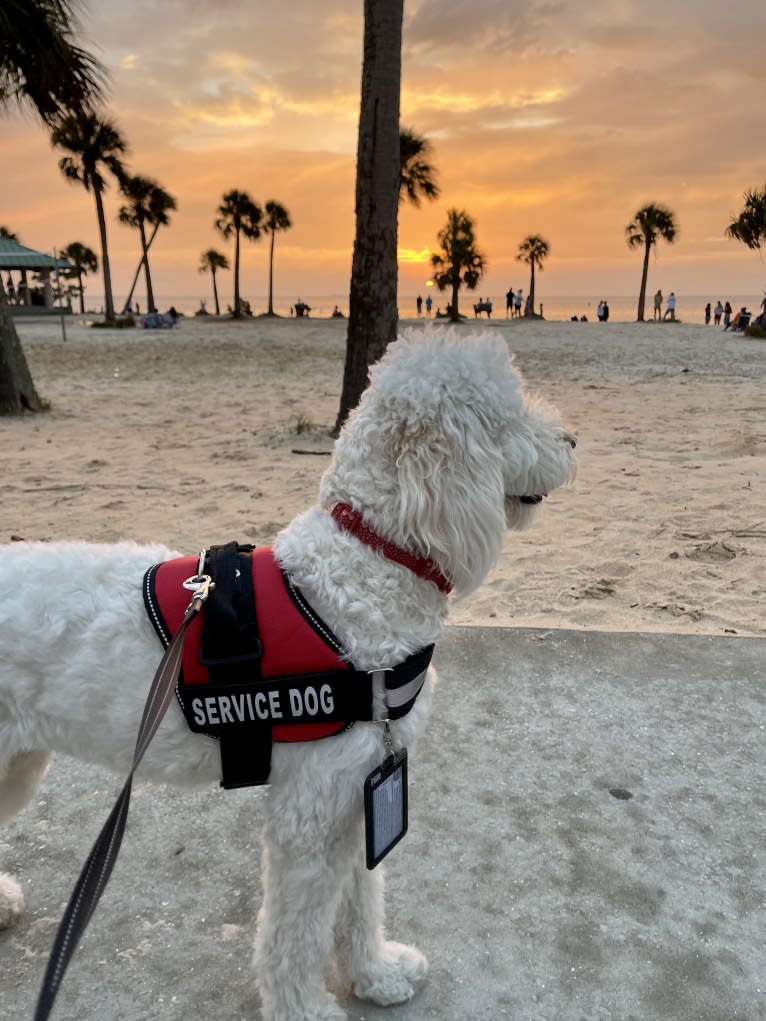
xmin=320 ymin=325 xmax=575 ymax=596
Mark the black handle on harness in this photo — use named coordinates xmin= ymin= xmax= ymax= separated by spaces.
xmin=34 ymin=585 xmax=209 ymax=1021
xmin=199 ymin=542 xmax=273 ymax=788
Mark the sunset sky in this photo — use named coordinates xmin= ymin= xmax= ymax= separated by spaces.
xmin=2 ymin=0 xmax=766 ymax=308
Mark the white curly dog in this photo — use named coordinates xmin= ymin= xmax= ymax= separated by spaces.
xmin=0 ymin=326 xmax=575 ymax=1020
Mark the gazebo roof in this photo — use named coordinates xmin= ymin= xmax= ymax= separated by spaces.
xmin=0 ymin=237 xmax=71 ymax=270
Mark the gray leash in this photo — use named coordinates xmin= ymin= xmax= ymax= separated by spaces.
xmin=34 ymin=570 xmax=214 ymax=1020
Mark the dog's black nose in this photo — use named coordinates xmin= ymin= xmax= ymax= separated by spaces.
xmin=564 ymin=432 xmax=577 ymax=449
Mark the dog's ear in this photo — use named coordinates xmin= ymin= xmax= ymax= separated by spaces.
xmin=391 ymin=402 xmax=507 ymax=597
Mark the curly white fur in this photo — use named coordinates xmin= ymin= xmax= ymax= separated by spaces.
xmin=0 ymin=326 xmax=575 ymax=1020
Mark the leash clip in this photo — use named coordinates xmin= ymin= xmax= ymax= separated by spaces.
xmin=182 ymin=573 xmax=215 ymax=610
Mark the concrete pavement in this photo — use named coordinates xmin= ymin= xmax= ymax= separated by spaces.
xmin=1 ymin=626 xmax=764 ymax=1020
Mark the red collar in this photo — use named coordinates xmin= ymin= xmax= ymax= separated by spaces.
xmin=331 ymin=503 xmax=452 ymax=594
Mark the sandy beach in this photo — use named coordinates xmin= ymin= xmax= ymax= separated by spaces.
xmin=3 ymin=313 xmax=765 ymax=637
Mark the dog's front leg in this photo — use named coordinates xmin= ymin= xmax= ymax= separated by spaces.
xmin=254 ymin=815 xmax=356 ymax=1021
xmin=336 ymin=857 xmax=428 ymax=1006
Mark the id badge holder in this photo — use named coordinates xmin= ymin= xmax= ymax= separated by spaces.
xmin=364 ymin=738 xmax=408 ymax=870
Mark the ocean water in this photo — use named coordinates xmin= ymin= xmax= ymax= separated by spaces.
xmin=83 ymin=292 xmax=762 ymax=325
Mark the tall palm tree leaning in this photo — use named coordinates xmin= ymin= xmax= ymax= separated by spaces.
xmin=51 ymin=113 xmax=128 ymax=326
xmin=215 ymin=190 xmax=263 ymax=318
xmin=516 ymin=235 xmax=550 ymax=317
xmin=118 ymin=175 xmax=176 ymax=313
xmin=198 ymin=249 xmax=229 ymax=316
xmin=334 ymin=0 xmax=404 ymax=433
xmin=60 ymin=241 xmax=98 ymax=314
xmin=263 ymin=201 xmax=292 ymax=316
xmin=399 ymin=127 xmax=440 ymax=207
xmin=430 ymin=208 xmax=487 ymax=323
xmin=0 ymin=0 xmax=105 ymax=414
xmin=625 ymin=203 xmax=678 ymax=322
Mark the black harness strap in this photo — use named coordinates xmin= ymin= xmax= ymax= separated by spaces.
xmin=201 ymin=543 xmax=272 ymax=788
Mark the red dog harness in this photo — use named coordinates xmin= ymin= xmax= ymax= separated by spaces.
xmin=143 ymin=543 xmax=433 ymax=787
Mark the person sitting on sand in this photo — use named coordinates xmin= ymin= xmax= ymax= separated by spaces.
xmin=332 ymin=305 xmax=344 ymax=318
xmin=724 ymin=307 xmax=749 ymax=332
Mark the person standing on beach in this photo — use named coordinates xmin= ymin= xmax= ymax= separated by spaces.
xmin=704 ymin=302 xmax=711 ymax=324
xmin=714 ymin=300 xmax=723 ymax=325
xmin=663 ymin=292 xmax=676 ymax=321
xmin=425 ymin=294 xmax=432 ymax=317
xmin=653 ymin=289 xmax=663 ymax=320
xmin=602 ymin=300 xmax=610 ymax=321
xmin=416 ymin=295 xmax=423 ymax=317
xmin=505 ymin=287 xmax=514 ymax=318
xmin=723 ymin=301 xmax=732 ymax=328
xmin=514 ymin=288 xmax=523 ymax=317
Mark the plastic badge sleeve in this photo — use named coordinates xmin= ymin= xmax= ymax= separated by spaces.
xmin=364 ymin=748 xmax=408 ymax=869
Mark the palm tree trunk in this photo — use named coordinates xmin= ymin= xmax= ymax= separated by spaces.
xmin=233 ymin=229 xmax=241 ymax=317
xmin=0 ymin=291 xmax=47 ymax=414
xmin=139 ymin=220 xmax=155 ymax=312
xmin=212 ymin=268 xmax=220 ymax=316
xmin=637 ymin=241 xmax=652 ymax=321
xmin=77 ymin=269 xmax=85 ymax=314
xmin=93 ymin=184 xmax=115 ymax=323
xmin=334 ymin=0 xmax=403 ymax=433
xmin=528 ymin=262 xmax=536 ymax=315
xmin=122 ymin=223 xmax=160 ymax=314
xmin=267 ymin=230 xmax=276 ymax=315
xmin=450 ymin=278 xmax=460 ymax=321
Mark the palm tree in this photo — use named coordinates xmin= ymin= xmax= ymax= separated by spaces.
xmin=0 ymin=0 xmax=105 ymax=414
xmin=399 ymin=127 xmax=440 ymax=207
xmin=725 ymin=186 xmax=766 ymax=252
xmin=430 ymin=208 xmax=487 ymax=323
xmin=198 ymin=249 xmax=229 ymax=316
xmin=0 ymin=0 xmax=105 ymax=125
xmin=625 ymin=203 xmax=678 ymax=322
xmin=60 ymin=241 xmax=98 ymax=313
xmin=334 ymin=0 xmax=403 ymax=433
xmin=262 ymin=201 xmax=292 ymax=316
xmin=516 ymin=235 xmax=550 ymax=317
xmin=215 ymin=190 xmax=263 ymax=318
xmin=51 ymin=113 xmax=128 ymax=325
xmin=118 ymin=175 xmax=176 ymax=313
xmin=0 ymin=227 xmax=19 ymax=240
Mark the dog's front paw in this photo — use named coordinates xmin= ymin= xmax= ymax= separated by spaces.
xmin=352 ymin=941 xmax=428 ymax=1006
xmin=0 ymin=874 xmax=25 ymax=930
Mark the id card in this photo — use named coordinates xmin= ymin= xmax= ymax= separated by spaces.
xmin=364 ymin=748 xmax=408 ymax=870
